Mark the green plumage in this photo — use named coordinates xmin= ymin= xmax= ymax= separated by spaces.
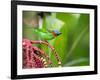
xmin=33 ymin=29 xmax=55 ymax=41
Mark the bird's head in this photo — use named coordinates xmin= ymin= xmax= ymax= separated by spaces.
xmin=52 ymin=30 xmax=62 ymax=37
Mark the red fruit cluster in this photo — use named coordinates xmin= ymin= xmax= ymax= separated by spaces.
xmin=22 ymin=39 xmax=61 ymax=69
xmin=23 ymin=39 xmax=46 ymax=68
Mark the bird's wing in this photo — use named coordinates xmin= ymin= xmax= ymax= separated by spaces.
xmin=38 ymin=28 xmax=48 ymax=33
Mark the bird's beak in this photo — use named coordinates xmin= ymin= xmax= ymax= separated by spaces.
xmin=57 ymin=33 xmax=62 ymax=36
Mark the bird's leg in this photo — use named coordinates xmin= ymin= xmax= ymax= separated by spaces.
xmin=30 ymin=40 xmax=61 ymax=66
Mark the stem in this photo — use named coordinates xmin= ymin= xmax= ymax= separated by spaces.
xmin=64 ymin=58 xmax=88 ymax=66
xmin=32 ymin=46 xmax=52 ymax=65
xmin=31 ymin=40 xmax=61 ymax=65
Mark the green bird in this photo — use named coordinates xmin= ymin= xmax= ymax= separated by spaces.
xmin=33 ymin=29 xmax=61 ymax=41
xmin=33 ymin=12 xmax=64 ymax=41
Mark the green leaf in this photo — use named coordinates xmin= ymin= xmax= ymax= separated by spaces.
xmin=64 ymin=58 xmax=88 ymax=66
xmin=44 ymin=13 xmax=64 ymax=31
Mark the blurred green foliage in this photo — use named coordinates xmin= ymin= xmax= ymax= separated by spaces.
xmin=23 ymin=11 xmax=89 ymax=67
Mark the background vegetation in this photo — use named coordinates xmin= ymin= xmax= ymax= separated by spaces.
xmin=23 ymin=11 xmax=90 ymax=67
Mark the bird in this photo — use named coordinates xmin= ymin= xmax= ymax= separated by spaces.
xmin=33 ymin=28 xmax=62 ymax=41
xmin=34 ymin=12 xmax=63 ymax=41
